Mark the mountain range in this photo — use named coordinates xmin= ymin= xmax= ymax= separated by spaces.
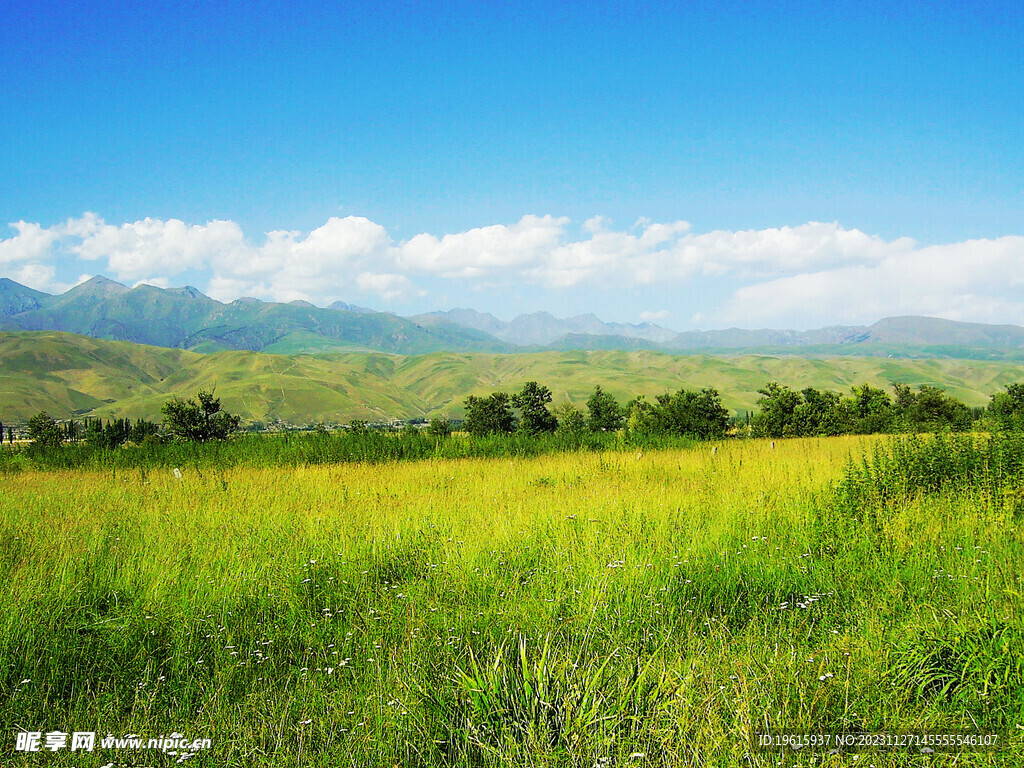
xmin=0 ymin=276 xmax=508 ymax=355
xmin=4 ymin=276 xmax=1024 ymax=359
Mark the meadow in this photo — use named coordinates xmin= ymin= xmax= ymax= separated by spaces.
xmin=1 ymin=434 xmax=1022 ymax=767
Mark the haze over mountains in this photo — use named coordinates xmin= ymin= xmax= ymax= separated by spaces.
xmin=4 ymin=275 xmax=1024 ymax=359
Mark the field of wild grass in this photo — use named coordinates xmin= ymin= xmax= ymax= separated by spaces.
xmin=1 ymin=434 xmax=1022 ymax=767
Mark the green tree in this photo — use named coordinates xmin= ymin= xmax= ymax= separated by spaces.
xmin=1007 ymin=383 xmax=1024 ymax=411
xmin=130 ymin=418 xmax=159 ymax=443
xmin=892 ymin=383 xmax=972 ymax=432
xmin=554 ymin=402 xmax=587 ymax=436
xmin=652 ymin=387 xmax=730 ymax=439
xmin=512 ymin=381 xmax=557 ymax=435
xmin=27 ymin=412 xmax=63 ymax=448
xmin=102 ymin=417 xmax=133 ymax=447
xmin=624 ymin=396 xmax=659 ymax=439
xmin=463 ymin=392 xmax=517 ymax=437
xmin=989 ymin=384 xmax=1024 ymax=429
xmin=585 ymin=386 xmax=624 ymax=432
xmin=848 ymin=384 xmax=893 ymax=433
xmin=917 ymin=385 xmax=971 ymax=431
xmin=161 ymin=390 xmax=240 ymax=442
xmin=792 ymin=387 xmax=846 ymax=436
xmin=751 ymin=382 xmax=801 ymax=438
xmin=85 ymin=418 xmax=106 ymax=447
xmin=892 ymin=383 xmax=917 ymax=415
xmin=426 ymin=417 xmax=452 ymax=437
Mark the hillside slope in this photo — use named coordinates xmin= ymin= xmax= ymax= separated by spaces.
xmin=3 ymin=331 xmax=1023 ymax=424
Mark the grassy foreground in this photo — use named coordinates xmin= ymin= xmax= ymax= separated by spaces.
xmin=1 ymin=435 xmax=1022 ymax=767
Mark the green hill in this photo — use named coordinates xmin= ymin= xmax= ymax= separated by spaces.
xmin=3 ymin=330 xmax=1023 ymax=425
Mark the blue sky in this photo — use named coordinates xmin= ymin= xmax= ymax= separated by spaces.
xmin=2 ymin=0 xmax=1022 ymax=329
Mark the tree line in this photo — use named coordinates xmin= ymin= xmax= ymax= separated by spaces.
xmin=22 ymin=391 xmax=239 ymax=449
xmin=457 ymin=383 xmax=732 ymax=441
xmin=748 ymin=382 xmax=981 ymax=438
xmin=15 ymin=380 xmax=1024 ymax=451
xmin=456 ymin=379 xmax=1019 ymax=441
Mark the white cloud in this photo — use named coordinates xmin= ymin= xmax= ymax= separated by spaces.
xmin=355 ymin=272 xmax=416 ymax=301
xmin=132 ymin=277 xmax=172 ymax=289
xmin=677 ymin=222 xmax=912 ymax=279
xmin=56 ymin=211 xmax=105 ymax=239
xmin=72 ymin=216 xmax=247 ymax=280
xmin=710 ymin=235 xmax=1024 ymax=328
xmin=8 ymin=263 xmax=71 ymax=294
xmin=9 ymin=213 xmax=903 ymax=302
xmin=640 ymin=310 xmax=670 ymax=322
xmin=0 ymin=221 xmax=59 ymax=264
xmin=398 ymin=215 xmax=568 ymax=278
xmin=204 ymin=275 xmax=275 ymax=303
xmin=210 ymin=216 xmax=398 ymax=303
xmin=540 ymin=219 xmax=691 ymax=287
xmin=5 ymin=213 xmax=1023 ymax=329
xmin=291 ymin=217 xmax=391 ymax=271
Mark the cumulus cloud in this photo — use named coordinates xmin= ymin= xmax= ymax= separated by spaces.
xmin=72 ymin=216 xmax=248 ymax=280
xmin=530 ymin=217 xmax=691 ymax=288
xmin=709 ymin=235 xmax=1024 ymax=328
xmin=8 ymin=263 xmax=72 ymax=294
xmin=355 ymin=272 xmax=417 ymax=301
xmin=4 ymin=212 xmax=1023 ymax=328
xmin=0 ymin=221 xmax=59 ymax=264
xmin=204 ymin=275 xmax=275 ymax=303
xmin=676 ymin=222 xmax=913 ymax=279
xmin=209 ymin=216 xmax=398 ymax=303
xmin=398 ymin=215 xmax=568 ymax=278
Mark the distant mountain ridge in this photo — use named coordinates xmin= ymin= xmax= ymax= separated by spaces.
xmin=412 ymin=308 xmax=678 ymax=345
xmin=4 ymin=276 xmax=1024 ymax=358
xmin=1 ymin=276 xmax=510 ymax=355
xmin=414 ymin=304 xmax=1024 ymax=356
xmin=0 ymin=277 xmax=50 ymax=315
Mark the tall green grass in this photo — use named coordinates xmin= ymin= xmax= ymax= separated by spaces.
xmin=1 ymin=436 xmax=1021 ymax=766
xmin=0 ymin=429 xmax=697 ymax=473
xmin=836 ymin=429 xmax=1024 ymax=519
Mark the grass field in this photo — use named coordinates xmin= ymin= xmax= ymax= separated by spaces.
xmin=2 ymin=434 xmax=1022 ymax=766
